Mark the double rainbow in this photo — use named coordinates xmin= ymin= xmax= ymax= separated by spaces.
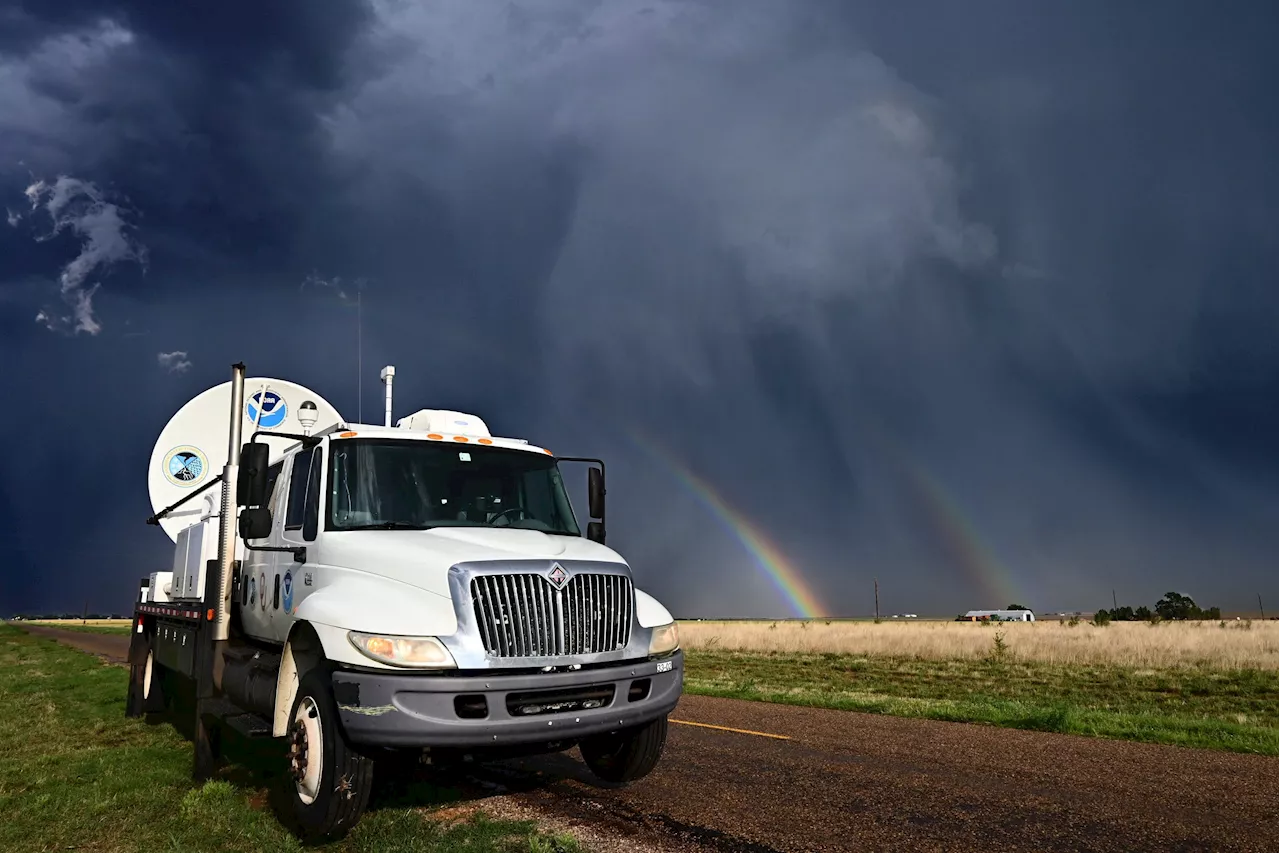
xmin=625 ymin=428 xmax=826 ymax=619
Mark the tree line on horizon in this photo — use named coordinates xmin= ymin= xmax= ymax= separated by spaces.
xmin=954 ymin=593 xmax=1239 ymax=624
xmin=1094 ymin=591 xmax=1222 ymax=624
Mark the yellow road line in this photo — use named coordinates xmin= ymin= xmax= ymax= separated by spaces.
xmin=669 ymin=719 xmax=792 ymax=740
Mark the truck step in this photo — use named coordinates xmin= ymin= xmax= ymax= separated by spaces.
xmin=199 ymin=697 xmax=274 ymax=738
xmin=223 ymin=712 xmax=274 ymax=739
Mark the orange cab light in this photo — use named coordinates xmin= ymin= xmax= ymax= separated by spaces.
xmin=340 ymin=431 xmax=358 ymax=438
xmin=453 ymin=435 xmax=469 ymax=442
xmin=206 ymin=609 xmax=215 ymax=621
xmin=426 ymin=433 xmax=443 ymax=440
xmin=478 ymin=438 xmax=493 ymax=445
xmin=543 ymin=448 xmax=553 ymax=455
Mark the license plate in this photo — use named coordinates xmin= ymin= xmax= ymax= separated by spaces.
xmin=655 ymin=660 xmax=673 ymax=673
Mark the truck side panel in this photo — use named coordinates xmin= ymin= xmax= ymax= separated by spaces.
xmin=153 ymin=620 xmax=199 ymax=676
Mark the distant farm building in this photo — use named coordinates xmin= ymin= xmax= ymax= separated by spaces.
xmin=960 ymin=609 xmax=1035 ymax=622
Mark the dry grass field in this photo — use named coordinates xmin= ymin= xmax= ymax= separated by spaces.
xmin=678 ymin=619 xmax=1278 ymax=752
xmin=678 ymin=618 xmax=1279 ymax=669
xmin=23 ymin=618 xmax=133 ymax=627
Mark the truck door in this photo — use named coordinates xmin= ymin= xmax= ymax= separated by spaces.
xmin=274 ymin=445 xmax=322 ymax=641
xmin=239 ymin=459 xmax=283 ymax=641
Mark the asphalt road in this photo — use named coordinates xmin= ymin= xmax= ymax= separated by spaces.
xmin=17 ymin=624 xmax=1279 ymax=853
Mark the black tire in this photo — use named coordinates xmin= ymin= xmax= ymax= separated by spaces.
xmin=285 ymin=668 xmax=375 ymax=842
xmin=580 ymin=715 xmax=668 ymax=784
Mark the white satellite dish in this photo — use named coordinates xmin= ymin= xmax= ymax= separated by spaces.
xmin=147 ymin=377 xmax=343 ymax=542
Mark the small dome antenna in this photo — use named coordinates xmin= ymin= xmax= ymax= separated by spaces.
xmin=298 ymin=400 xmax=319 ymax=435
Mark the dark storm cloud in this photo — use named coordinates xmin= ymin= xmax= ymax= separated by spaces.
xmin=1 ymin=1 xmax=1273 ymax=617
xmin=1 ymin=0 xmax=377 ymax=299
xmin=2 ymin=0 xmax=368 ymax=98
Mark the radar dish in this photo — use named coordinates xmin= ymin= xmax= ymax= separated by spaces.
xmin=148 ymin=377 xmax=343 ymax=542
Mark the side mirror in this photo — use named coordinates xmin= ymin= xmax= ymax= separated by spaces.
xmin=587 ymin=521 xmax=605 ymax=544
xmin=588 ymin=466 xmax=605 ymax=520
xmin=237 ymin=442 xmax=271 ymax=507
xmin=238 ymin=507 xmax=273 ymax=540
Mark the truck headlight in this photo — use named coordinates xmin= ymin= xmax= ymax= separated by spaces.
xmin=648 ymin=622 xmax=679 ymax=655
xmin=348 ymin=632 xmax=457 ymax=668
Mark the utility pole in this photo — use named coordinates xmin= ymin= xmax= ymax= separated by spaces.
xmin=82 ymin=598 xmax=88 ymax=625
xmin=874 ymin=578 xmax=880 ymax=620
xmin=1259 ymin=593 xmax=1266 ymax=619
xmin=1112 ymin=589 xmax=1117 ymax=610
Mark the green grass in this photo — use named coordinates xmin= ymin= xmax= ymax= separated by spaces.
xmin=0 ymin=625 xmax=582 ymax=853
xmin=683 ymin=650 xmax=1279 ymax=755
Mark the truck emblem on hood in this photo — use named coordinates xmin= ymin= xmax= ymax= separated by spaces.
xmin=546 ymin=564 xmax=568 ymax=589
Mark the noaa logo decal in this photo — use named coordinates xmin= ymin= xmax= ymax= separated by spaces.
xmin=246 ymin=390 xmax=288 ymax=429
xmin=282 ymin=570 xmax=294 ymax=613
xmin=546 ymin=563 xmax=568 ymax=589
xmin=163 ymin=445 xmax=208 ymax=487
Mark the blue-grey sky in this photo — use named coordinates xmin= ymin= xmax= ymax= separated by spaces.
xmin=1 ymin=1 xmax=1274 ymax=618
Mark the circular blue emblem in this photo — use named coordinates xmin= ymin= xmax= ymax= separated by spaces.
xmin=246 ymin=391 xmax=288 ymax=429
xmin=282 ymin=570 xmax=294 ymax=613
xmin=163 ymin=445 xmax=208 ymax=487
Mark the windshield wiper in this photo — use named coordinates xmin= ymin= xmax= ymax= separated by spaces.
xmin=341 ymin=521 xmax=433 ymax=531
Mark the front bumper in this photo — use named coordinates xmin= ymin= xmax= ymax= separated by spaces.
xmin=331 ymin=651 xmax=684 ymax=748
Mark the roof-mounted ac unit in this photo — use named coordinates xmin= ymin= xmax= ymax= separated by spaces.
xmin=396 ymin=409 xmax=492 ymax=437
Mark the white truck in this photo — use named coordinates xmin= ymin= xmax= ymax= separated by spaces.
xmin=126 ymin=363 xmax=683 ymax=841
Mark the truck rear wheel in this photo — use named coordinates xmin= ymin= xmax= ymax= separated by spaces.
xmin=580 ymin=715 xmax=668 ymax=784
xmin=285 ymin=668 xmax=374 ymax=842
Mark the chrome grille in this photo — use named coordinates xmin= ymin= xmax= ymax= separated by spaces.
xmin=470 ymin=573 xmax=633 ymax=658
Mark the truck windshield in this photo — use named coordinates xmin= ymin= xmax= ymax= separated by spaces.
xmin=327 ymin=438 xmax=581 ymax=535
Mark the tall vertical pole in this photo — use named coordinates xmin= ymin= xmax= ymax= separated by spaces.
xmin=195 ymin=362 xmax=244 ymax=781
xmin=357 ymin=288 xmax=363 ymax=424
xmin=213 ymin=363 xmax=245 ymax=644
xmin=380 ymin=365 xmax=395 ymax=427
xmin=874 ymin=578 xmax=880 ymax=620
xmin=1112 ymin=589 xmax=1117 ymax=610
xmin=1259 ymin=593 xmax=1266 ymax=619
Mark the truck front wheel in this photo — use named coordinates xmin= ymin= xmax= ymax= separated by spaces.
xmin=580 ymin=715 xmax=668 ymax=784
xmin=285 ymin=668 xmax=374 ymax=841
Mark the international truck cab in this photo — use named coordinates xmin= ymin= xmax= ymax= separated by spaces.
xmin=127 ymin=364 xmax=683 ymax=841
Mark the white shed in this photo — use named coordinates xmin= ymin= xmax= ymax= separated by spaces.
xmin=962 ymin=609 xmax=1035 ymax=622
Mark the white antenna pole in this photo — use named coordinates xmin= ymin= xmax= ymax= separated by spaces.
xmin=357 ymin=288 xmax=363 ymax=424
xmin=379 ymin=365 xmax=395 ymax=427
xmin=251 ymin=382 xmax=267 ymax=431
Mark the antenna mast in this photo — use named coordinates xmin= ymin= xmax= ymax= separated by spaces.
xmin=380 ymin=365 xmax=395 ymax=427
xmin=357 ymin=287 xmax=363 ymax=423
